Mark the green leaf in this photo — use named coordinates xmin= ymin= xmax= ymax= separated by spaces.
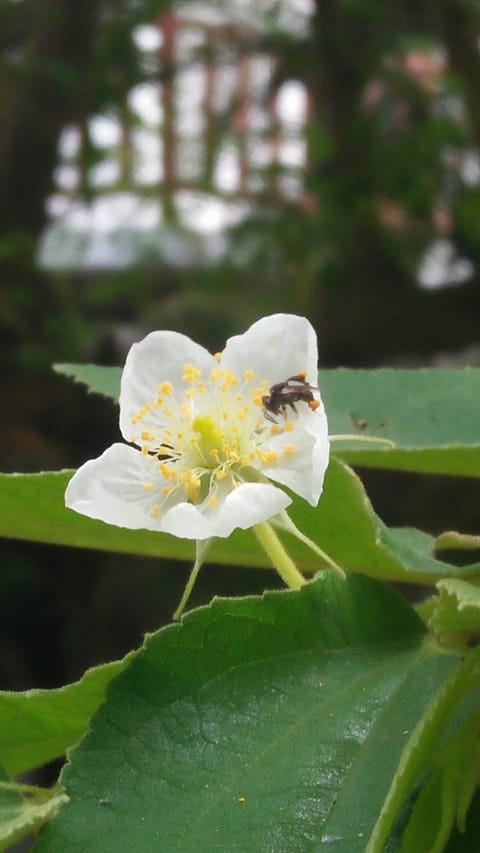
xmin=54 ymin=363 xmax=480 ymax=477
xmin=35 ymin=575 xmax=459 ymax=853
xmin=0 ymin=770 xmax=67 ymax=852
xmin=0 ymin=656 xmax=132 ymax=778
xmin=367 ymin=649 xmax=480 ymax=853
xmin=430 ymin=579 xmax=480 ymax=634
xmin=1 ymin=460 xmax=478 ymax=586
xmin=324 ymin=367 xmax=480 ymax=477
xmin=445 ymin=788 xmax=480 ymax=852
xmin=400 ymin=704 xmax=480 ymax=852
xmin=53 ymin=364 xmax=121 ymax=399
xmin=434 ymin=531 xmax=480 ymax=553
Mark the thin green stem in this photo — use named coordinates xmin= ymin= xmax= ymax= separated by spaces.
xmin=274 ymin=510 xmax=345 ymax=578
xmin=253 ymin=522 xmax=305 ymax=589
xmin=331 ymin=433 xmax=395 ymax=448
xmin=173 ymin=539 xmax=212 ymax=620
xmin=173 ymin=558 xmax=203 ymax=621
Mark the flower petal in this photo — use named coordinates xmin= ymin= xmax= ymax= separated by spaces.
xmin=260 ymin=402 xmax=329 ymax=505
xmin=119 ymin=331 xmax=216 ymax=442
xmin=159 ymin=482 xmax=290 ymax=539
xmin=65 ymin=443 xmax=172 ymax=531
xmin=220 ymin=314 xmax=319 ymax=388
xmin=215 ymin=482 xmax=292 ymax=536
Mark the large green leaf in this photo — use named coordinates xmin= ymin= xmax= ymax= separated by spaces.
xmin=34 ymin=574 xmax=459 ymax=853
xmin=55 ymin=364 xmax=480 ymax=477
xmin=0 ymin=460 xmax=478 ymax=585
xmin=0 ymin=656 xmax=131 ymax=778
xmin=323 ymin=367 xmax=480 ymax=477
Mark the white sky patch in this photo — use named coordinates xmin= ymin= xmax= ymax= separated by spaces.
xmin=90 ymin=159 xmax=121 ymax=188
xmin=277 ymin=80 xmax=308 ymax=127
xmin=176 ymin=191 xmax=249 ymax=231
xmin=278 ymin=137 xmax=305 ymax=168
xmin=214 ymin=145 xmax=241 ymax=192
xmin=248 ymin=55 xmax=273 ymax=93
xmin=246 ymin=104 xmax=269 ymax=132
xmin=211 ymin=64 xmax=238 ymax=111
xmin=58 ymin=125 xmax=81 ymax=160
xmin=47 ymin=195 xmax=160 ymax=233
xmin=129 ymin=83 xmax=163 ymax=126
xmin=54 ymin=164 xmax=79 ymax=191
xmin=460 ymin=151 xmax=480 ymax=186
xmin=247 ymin=139 xmax=271 ymax=169
xmin=91 ymin=195 xmax=162 ymax=231
xmin=278 ymin=172 xmax=303 ymax=199
xmin=418 ymin=239 xmax=474 ymax=289
xmin=133 ymin=24 xmax=163 ymax=52
xmin=178 ymin=139 xmax=205 ymax=181
xmin=175 ymin=66 xmax=206 ymax=134
xmin=132 ymin=129 xmax=163 ymax=185
xmin=46 ymin=194 xmax=72 ymax=219
xmin=89 ymin=114 xmax=122 ymax=148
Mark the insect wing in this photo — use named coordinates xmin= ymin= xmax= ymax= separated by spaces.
xmin=285 ymin=375 xmax=319 ymax=392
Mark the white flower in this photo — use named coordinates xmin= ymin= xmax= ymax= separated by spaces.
xmin=65 ymin=314 xmax=330 ymax=541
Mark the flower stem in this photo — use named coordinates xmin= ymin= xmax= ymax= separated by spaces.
xmin=253 ymin=522 xmax=305 ymax=589
xmin=274 ymin=511 xmax=345 ymax=579
xmin=173 ymin=539 xmax=212 ymax=620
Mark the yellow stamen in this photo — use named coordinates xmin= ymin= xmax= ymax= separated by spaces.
xmin=237 ymin=407 xmax=248 ymax=421
xmin=183 ymin=363 xmax=202 ymax=382
xmin=159 ymin=463 xmax=177 ymax=480
xmin=181 ymin=471 xmax=201 ymax=501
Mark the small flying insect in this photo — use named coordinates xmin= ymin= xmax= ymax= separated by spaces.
xmin=262 ymin=371 xmax=320 ymax=422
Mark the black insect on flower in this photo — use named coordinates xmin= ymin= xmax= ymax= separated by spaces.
xmin=262 ymin=372 xmax=320 ymax=422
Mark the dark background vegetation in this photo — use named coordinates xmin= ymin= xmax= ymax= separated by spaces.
xmin=1 ymin=0 xmax=480 ymax=701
